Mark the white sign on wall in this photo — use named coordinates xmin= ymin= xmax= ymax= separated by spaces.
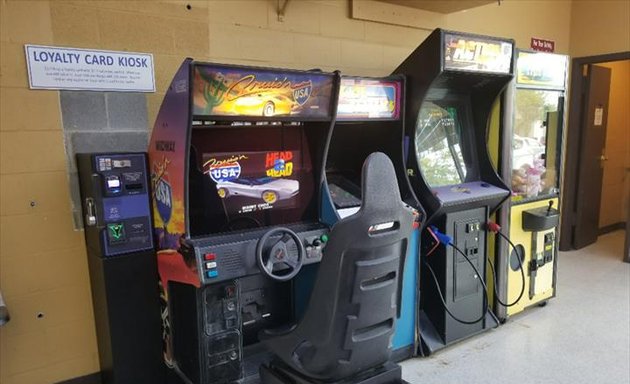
xmin=25 ymin=45 xmax=155 ymax=92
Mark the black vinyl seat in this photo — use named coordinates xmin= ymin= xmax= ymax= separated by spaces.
xmin=259 ymin=152 xmax=416 ymax=383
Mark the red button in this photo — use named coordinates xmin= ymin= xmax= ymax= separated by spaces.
xmin=204 ymin=253 xmax=216 ymax=260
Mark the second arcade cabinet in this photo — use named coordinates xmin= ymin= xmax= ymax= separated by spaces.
xmin=323 ymin=75 xmax=423 ymax=360
xmin=394 ymin=29 xmax=515 ymax=354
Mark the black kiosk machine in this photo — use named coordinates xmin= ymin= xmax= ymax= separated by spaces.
xmin=77 ymin=152 xmax=164 ymax=383
xmin=148 ymin=59 xmax=414 ymax=383
xmin=393 ymin=29 xmax=515 ymax=354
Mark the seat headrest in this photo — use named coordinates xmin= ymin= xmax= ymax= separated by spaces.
xmin=360 ymin=152 xmax=403 ymax=213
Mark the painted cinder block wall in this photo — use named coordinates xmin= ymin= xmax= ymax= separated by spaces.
xmin=0 ymin=0 xmax=627 ymax=383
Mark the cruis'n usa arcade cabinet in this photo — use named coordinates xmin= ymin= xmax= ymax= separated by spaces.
xmin=148 ymin=59 xmax=415 ymax=384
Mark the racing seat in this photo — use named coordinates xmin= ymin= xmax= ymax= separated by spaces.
xmin=259 ymin=152 xmax=415 ymax=384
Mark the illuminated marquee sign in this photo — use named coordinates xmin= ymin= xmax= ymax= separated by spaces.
xmin=443 ymin=33 xmax=513 ymax=74
xmin=192 ymin=65 xmax=333 ymax=118
xmin=337 ymin=78 xmax=401 ymax=120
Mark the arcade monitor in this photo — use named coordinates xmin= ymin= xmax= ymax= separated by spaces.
xmin=393 ymin=29 xmax=515 ymax=355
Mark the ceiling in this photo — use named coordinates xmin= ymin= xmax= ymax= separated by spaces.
xmin=375 ymin=0 xmax=496 ymax=14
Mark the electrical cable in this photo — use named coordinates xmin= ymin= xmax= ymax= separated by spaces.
xmin=486 ymin=303 xmax=501 ymax=328
xmin=448 ymin=242 xmax=492 ymax=309
xmin=486 ymin=229 xmax=526 ymax=307
xmin=423 ymin=260 xmax=487 ymax=325
xmin=450 ymin=242 xmax=500 ymax=327
xmin=422 ymin=227 xmax=491 ymax=325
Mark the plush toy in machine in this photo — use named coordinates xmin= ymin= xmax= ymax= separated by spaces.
xmin=512 ymin=159 xmax=546 ymax=198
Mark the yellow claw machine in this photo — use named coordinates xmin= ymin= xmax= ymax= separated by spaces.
xmin=496 ymin=50 xmax=569 ymax=318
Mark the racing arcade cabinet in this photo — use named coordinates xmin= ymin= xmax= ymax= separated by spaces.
xmin=498 ymin=50 xmax=567 ymax=318
xmin=393 ymin=29 xmax=515 ymax=355
xmin=322 ymin=76 xmax=423 ymax=360
xmin=150 ymin=59 xmax=405 ymax=383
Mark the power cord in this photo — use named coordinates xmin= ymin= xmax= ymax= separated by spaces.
xmin=486 ymin=222 xmax=526 ymax=307
xmin=424 ymin=226 xmax=491 ymax=325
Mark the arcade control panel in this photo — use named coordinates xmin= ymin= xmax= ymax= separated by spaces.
xmin=432 ymin=181 xmax=509 ymax=207
xmin=186 ymin=223 xmax=329 ymax=285
xmin=77 ymin=153 xmax=154 ymax=257
xmin=174 ymin=223 xmax=329 ymax=382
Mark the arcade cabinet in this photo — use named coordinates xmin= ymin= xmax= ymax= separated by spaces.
xmin=322 ymin=76 xmax=423 ymax=360
xmin=393 ymin=29 xmax=515 ymax=354
xmin=148 ymin=59 xmax=338 ymax=383
xmin=77 ymin=152 xmax=164 ymax=384
xmin=148 ymin=60 xmax=412 ymax=384
xmin=497 ymin=50 xmax=568 ymax=318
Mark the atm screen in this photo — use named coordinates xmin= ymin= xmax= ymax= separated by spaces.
xmin=415 ymin=101 xmax=470 ymax=187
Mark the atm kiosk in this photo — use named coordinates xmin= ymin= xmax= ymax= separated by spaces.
xmin=393 ymin=29 xmax=515 ymax=354
xmin=76 ymin=152 xmax=164 ymax=384
xmin=322 ymin=76 xmax=423 ymax=360
xmin=497 ymin=50 xmax=568 ymax=319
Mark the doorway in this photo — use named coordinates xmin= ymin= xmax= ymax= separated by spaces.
xmin=560 ymin=51 xmax=630 ymax=252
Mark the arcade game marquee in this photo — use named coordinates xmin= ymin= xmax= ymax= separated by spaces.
xmin=497 ymin=50 xmax=568 ymax=319
xmin=148 ymin=59 xmax=414 ymax=384
xmin=393 ymin=29 xmax=516 ymax=355
xmin=322 ymin=75 xmax=423 ymax=360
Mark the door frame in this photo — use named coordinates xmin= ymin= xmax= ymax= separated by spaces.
xmin=559 ymin=51 xmax=630 ymax=251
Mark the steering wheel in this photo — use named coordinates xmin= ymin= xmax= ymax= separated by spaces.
xmin=256 ymin=227 xmax=305 ymax=281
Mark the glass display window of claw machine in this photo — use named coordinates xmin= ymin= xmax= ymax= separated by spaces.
xmin=511 ymin=51 xmax=567 ymax=204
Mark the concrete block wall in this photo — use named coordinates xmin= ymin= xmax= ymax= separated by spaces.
xmin=0 ymin=0 xmax=625 ymax=383
xmin=1 ymin=1 xmax=100 ymax=383
xmin=60 ymin=91 xmax=149 ymax=227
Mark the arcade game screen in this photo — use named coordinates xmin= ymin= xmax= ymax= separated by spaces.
xmin=189 ymin=126 xmax=316 ymax=235
xmin=204 ymin=150 xmax=302 ymax=213
xmin=327 ymin=178 xmax=362 ymax=209
xmin=415 ymin=101 xmax=470 ymax=187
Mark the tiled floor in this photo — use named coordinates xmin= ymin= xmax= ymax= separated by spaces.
xmin=401 ymin=230 xmax=630 ymax=384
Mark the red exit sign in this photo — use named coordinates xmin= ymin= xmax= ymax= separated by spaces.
xmin=531 ymin=37 xmax=555 ymax=52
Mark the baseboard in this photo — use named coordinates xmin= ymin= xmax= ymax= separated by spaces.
xmin=599 ymin=222 xmax=626 ymax=235
xmin=55 ymin=372 xmax=101 ymax=384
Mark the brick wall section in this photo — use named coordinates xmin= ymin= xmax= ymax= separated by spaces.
xmin=61 ymin=91 xmax=149 ymax=227
xmin=0 ymin=1 xmax=99 ymax=383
